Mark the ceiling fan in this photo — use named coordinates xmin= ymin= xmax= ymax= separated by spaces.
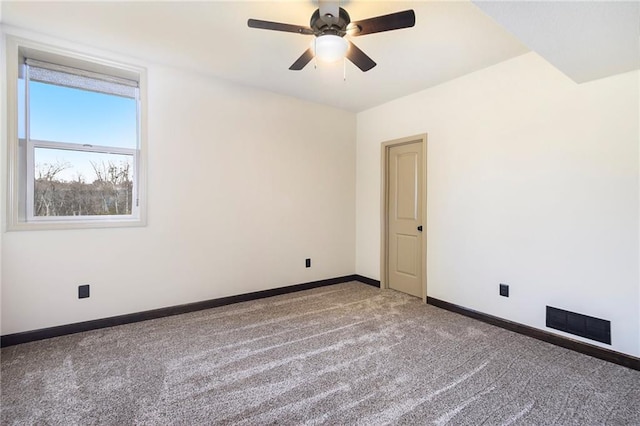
xmin=247 ymin=1 xmax=415 ymax=72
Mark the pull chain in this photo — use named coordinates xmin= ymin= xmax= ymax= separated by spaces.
xmin=343 ymin=57 xmax=346 ymax=81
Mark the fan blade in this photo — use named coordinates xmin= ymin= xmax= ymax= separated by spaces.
xmin=349 ymin=10 xmax=415 ymax=36
xmin=346 ymin=41 xmax=376 ymax=72
xmin=248 ymin=19 xmax=314 ymax=35
xmin=289 ymin=48 xmax=314 ymax=70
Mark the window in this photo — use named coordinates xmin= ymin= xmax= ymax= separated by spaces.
xmin=5 ymin=37 xmax=146 ymax=230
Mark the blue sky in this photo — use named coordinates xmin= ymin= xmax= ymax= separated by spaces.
xmin=21 ymin=79 xmax=137 ymax=182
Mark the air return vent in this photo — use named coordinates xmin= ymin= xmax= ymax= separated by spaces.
xmin=546 ymin=306 xmax=611 ymax=345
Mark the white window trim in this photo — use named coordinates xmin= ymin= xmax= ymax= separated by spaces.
xmin=4 ymin=35 xmax=147 ymax=231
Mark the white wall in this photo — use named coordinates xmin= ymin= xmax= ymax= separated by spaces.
xmin=1 ymin=35 xmax=356 ymax=334
xmin=356 ymin=53 xmax=640 ymax=357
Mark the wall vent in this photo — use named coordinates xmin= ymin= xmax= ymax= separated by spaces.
xmin=546 ymin=306 xmax=610 ymax=345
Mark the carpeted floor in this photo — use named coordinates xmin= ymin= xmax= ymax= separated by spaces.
xmin=1 ymin=282 xmax=639 ymax=425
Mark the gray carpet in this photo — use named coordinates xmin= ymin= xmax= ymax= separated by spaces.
xmin=1 ymin=282 xmax=639 ymax=425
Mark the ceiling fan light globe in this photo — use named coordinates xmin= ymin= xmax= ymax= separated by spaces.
xmin=311 ymin=35 xmax=349 ymax=63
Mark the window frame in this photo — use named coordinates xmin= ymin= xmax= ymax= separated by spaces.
xmin=4 ymin=35 xmax=147 ymax=231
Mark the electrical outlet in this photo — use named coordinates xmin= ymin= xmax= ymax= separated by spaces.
xmin=78 ymin=284 xmax=90 ymax=299
xmin=499 ymin=283 xmax=509 ymax=297
xmin=305 ymin=258 xmax=311 ymax=268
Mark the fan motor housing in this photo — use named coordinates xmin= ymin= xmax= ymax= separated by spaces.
xmin=310 ymin=7 xmax=350 ymax=36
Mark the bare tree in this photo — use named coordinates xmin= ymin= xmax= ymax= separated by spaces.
xmin=90 ymin=160 xmax=132 ymax=215
xmin=34 ymin=159 xmax=132 ymax=217
xmin=34 ymin=161 xmax=70 ymax=216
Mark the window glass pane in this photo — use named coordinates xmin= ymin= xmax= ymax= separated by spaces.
xmin=29 ymin=81 xmax=137 ymax=148
xmin=34 ymin=147 xmax=134 ymax=217
xmin=18 ymin=70 xmax=25 ymax=139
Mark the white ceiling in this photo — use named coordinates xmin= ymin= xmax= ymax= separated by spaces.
xmin=473 ymin=1 xmax=640 ymax=84
xmin=1 ymin=1 xmax=637 ymax=112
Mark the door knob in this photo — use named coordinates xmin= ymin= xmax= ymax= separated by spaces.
xmin=417 ymin=225 xmax=423 ymax=232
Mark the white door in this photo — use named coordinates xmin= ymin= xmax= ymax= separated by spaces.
xmin=387 ymin=141 xmax=423 ymax=298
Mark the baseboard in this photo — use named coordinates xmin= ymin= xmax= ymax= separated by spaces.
xmin=354 ymin=275 xmax=381 ymax=288
xmin=1 ymin=274 xmax=370 ymax=348
xmin=426 ymin=297 xmax=640 ymax=371
xmin=10 ymin=280 xmax=634 ymax=371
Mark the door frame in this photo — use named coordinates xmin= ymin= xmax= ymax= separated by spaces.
xmin=380 ymin=134 xmax=428 ymax=302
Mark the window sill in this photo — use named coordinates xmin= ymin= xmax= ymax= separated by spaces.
xmin=7 ymin=217 xmax=146 ymax=232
